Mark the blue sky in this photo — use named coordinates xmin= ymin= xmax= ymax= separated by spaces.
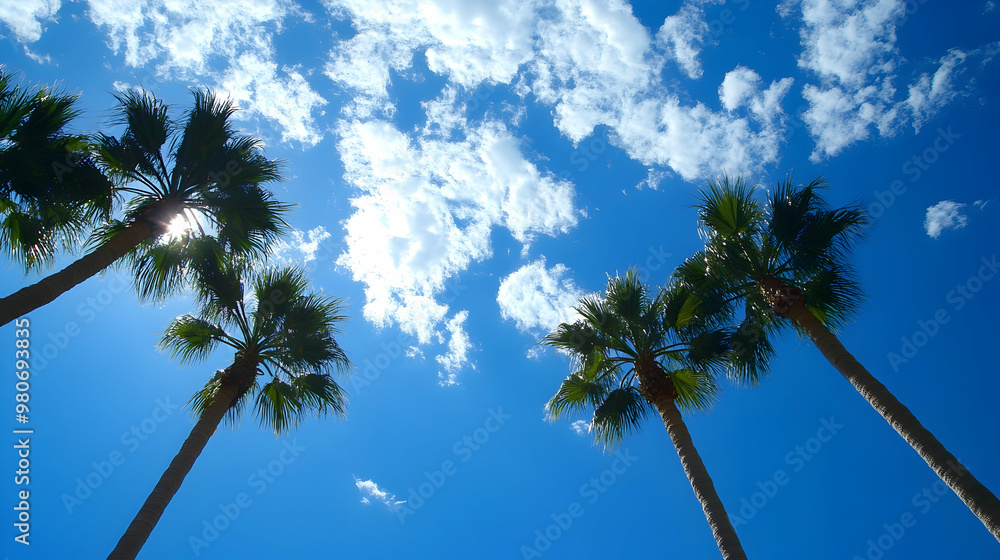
xmin=2 ymin=0 xmax=999 ymax=558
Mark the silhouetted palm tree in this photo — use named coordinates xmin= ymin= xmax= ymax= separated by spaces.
xmin=0 ymin=67 xmax=113 ymax=270
xmin=108 ymin=261 xmax=350 ymax=559
xmin=0 ymin=89 xmax=288 ymax=325
xmin=544 ymin=269 xmax=747 ymax=559
xmin=683 ymin=175 xmax=1000 ymax=540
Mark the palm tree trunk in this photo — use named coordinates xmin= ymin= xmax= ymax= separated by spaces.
xmin=107 ymin=380 xmax=243 ymax=559
xmin=781 ymin=294 xmax=1000 ymax=541
xmin=656 ymin=395 xmax=748 ymax=559
xmin=0 ymin=220 xmax=152 ymax=326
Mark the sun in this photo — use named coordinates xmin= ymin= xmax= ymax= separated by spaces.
xmin=161 ymin=213 xmax=195 ymax=243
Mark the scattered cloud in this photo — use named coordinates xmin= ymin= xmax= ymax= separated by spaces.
xmin=497 ymin=259 xmax=584 ymax=335
xmin=656 ymin=0 xmax=724 ymax=79
xmin=325 ymin=0 xmax=793 ymax=182
xmin=788 ymin=0 xmax=988 ymax=160
xmin=0 ymin=0 xmax=60 ymax=43
xmin=924 ymin=200 xmax=968 ymax=238
xmin=218 ymin=55 xmax=328 ymax=145
xmin=269 ymin=226 xmax=333 ymax=266
xmin=353 ymin=476 xmax=405 ymax=512
xmin=325 ymin=0 xmax=538 ymax=118
xmin=570 ymin=419 xmax=591 ymax=436
xmin=905 ymin=49 xmax=967 ymax=133
xmin=436 ymin=311 xmax=474 ymax=386
xmin=335 ymin=94 xmax=577 ymax=372
xmin=84 ymin=0 xmax=326 ymax=145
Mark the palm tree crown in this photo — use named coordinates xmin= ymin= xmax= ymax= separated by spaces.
xmin=684 ymin=174 xmax=1000 ymax=541
xmin=543 ymin=269 xmax=747 ymax=559
xmin=162 ymin=259 xmax=351 ymax=433
xmin=677 ymin=175 xmax=867 ymax=384
xmin=0 ymin=67 xmax=114 ymax=269
xmin=109 ymin=257 xmax=351 ymax=559
xmin=95 ymin=88 xmax=291 ymax=301
xmin=544 ymin=269 xmax=723 ymax=446
xmin=0 ymin=89 xmax=290 ymax=325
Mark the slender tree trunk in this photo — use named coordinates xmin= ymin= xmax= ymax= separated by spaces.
xmin=656 ymin=394 xmax=748 ymax=559
xmin=773 ymin=285 xmax=1000 ymax=541
xmin=108 ymin=376 xmax=246 ymax=559
xmin=0 ymin=220 xmax=152 ymax=326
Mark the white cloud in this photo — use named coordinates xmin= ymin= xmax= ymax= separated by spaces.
xmin=325 ymin=0 xmax=792 ymax=182
xmin=436 ymin=311 xmax=474 ymax=386
xmin=529 ymin=2 xmax=793 ymax=180
xmin=635 ymin=168 xmax=669 ymax=190
xmin=924 ymin=200 xmax=968 ymax=238
xmin=529 ymin=0 xmax=656 ymax=143
xmin=788 ymin=0 xmax=983 ymax=160
xmin=656 ymin=0 xmax=724 ymax=80
xmin=85 ymin=0 xmax=326 ymax=145
xmin=269 ymin=226 xmax=332 ymax=265
xmin=497 ymin=259 xmax=584 ymax=335
xmin=218 ymin=55 xmax=328 ymax=146
xmin=905 ymin=49 xmax=967 ymax=133
xmin=324 ymin=0 xmax=538 ymax=118
xmin=791 ymin=0 xmax=906 ymax=160
xmin=570 ymin=419 xmax=591 ymax=436
xmin=0 ymin=0 xmax=60 ymax=43
xmin=335 ymin=95 xmax=577 ymax=369
xmin=353 ymin=477 xmax=405 ymax=512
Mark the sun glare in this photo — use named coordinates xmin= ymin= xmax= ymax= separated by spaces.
xmin=162 ymin=213 xmax=194 ymax=242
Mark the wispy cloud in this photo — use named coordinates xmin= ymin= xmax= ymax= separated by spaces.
xmin=656 ymin=0 xmax=724 ymax=79
xmin=570 ymin=420 xmax=592 ymax=436
xmin=269 ymin=226 xmax=332 ymax=266
xmin=354 ymin=476 xmax=405 ymax=512
xmin=924 ymin=200 xmax=968 ymax=238
xmin=436 ymin=311 xmax=474 ymax=387
xmin=788 ymin=0 xmax=989 ymax=160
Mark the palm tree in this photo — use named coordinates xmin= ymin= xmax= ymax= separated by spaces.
xmin=543 ymin=269 xmax=747 ymax=560
xmin=684 ymin=175 xmax=1000 ymax=540
xmin=0 ymin=67 xmax=114 ymax=270
xmin=108 ymin=260 xmax=351 ymax=559
xmin=0 ymin=88 xmax=288 ymax=326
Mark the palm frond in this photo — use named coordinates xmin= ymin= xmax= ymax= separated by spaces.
xmin=669 ymin=368 xmax=718 ymax=412
xmin=158 ymin=315 xmax=229 ymax=365
xmin=591 ymin=386 xmax=651 ymax=449
xmin=547 ymin=368 xmax=613 ymax=420
xmin=695 ymin=175 xmax=763 ymax=239
xmin=290 ymin=373 xmax=348 ymax=418
xmin=254 ymin=378 xmax=304 ymax=435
